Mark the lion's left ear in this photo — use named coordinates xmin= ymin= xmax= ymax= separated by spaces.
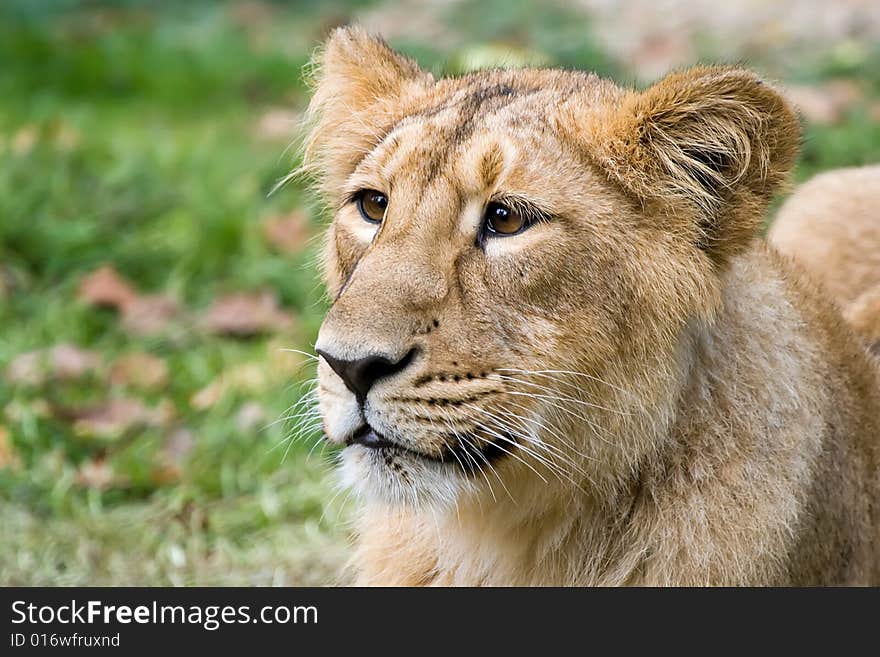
xmin=303 ymin=26 xmax=434 ymax=197
xmin=582 ymin=66 xmax=800 ymax=266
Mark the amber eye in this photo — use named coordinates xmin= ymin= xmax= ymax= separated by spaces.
xmin=355 ymin=190 xmax=388 ymax=224
xmin=483 ymin=202 xmax=526 ymax=236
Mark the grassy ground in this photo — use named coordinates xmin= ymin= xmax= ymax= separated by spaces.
xmin=1 ymin=0 xmax=879 ymax=585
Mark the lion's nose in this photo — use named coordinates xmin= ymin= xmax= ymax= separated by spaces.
xmin=316 ymin=348 xmax=417 ymax=405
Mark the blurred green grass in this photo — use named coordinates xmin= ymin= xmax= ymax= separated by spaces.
xmin=0 ymin=0 xmax=350 ymax=585
xmin=1 ymin=0 xmax=879 ymax=585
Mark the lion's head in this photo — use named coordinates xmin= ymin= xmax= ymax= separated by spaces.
xmin=305 ymin=27 xmax=798 ymax=508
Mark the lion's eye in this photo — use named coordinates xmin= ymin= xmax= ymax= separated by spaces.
xmin=355 ymin=190 xmax=388 ymax=224
xmin=483 ymin=202 xmax=526 ymax=236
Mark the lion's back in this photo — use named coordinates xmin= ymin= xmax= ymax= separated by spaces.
xmin=769 ymin=165 xmax=880 ymax=305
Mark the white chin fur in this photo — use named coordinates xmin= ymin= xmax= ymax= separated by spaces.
xmin=338 ymin=446 xmax=476 ymax=509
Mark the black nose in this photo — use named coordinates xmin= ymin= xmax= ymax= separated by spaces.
xmin=317 ymin=348 xmax=416 ymax=404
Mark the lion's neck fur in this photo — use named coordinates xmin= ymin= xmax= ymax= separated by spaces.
xmin=350 ymin=244 xmax=878 ymax=586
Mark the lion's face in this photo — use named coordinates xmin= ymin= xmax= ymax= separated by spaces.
xmin=306 ymin=29 xmax=797 ymax=508
xmin=316 ymin=86 xmax=649 ymax=506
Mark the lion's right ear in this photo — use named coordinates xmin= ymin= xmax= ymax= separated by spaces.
xmin=302 ymin=26 xmax=434 ymax=197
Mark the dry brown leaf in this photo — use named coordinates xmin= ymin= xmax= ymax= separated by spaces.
xmin=0 ymin=426 xmax=21 ymax=470
xmin=71 ymin=398 xmax=150 ymax=438
xmin=50 ymin=343 xmax=103 ymax=380
xmin=78 ymin=265 xmax=180 ymax=336
xmin=5 ymin=351 xmax=43 ymax=386
xmin=785 ymin=80 xmax=863 ymax=125
xmin=235 ymin=401 xmax=267 ymax=432
xmin=163 ymin=427 xmax=195 ymax=462
xmin=120 ymin=294 xmax=180 ymax=336
xmin=74 ymin=458 xmax=123 ymax=490
xmin=150 ymin=462 xmax=182 ymax=486
xmin=825 ymin=79 xmax=863 ymax=107
xmin=77 ymin=265 xmax=138 ymax=310
xmin=110 ymin=352 xmax=169 ymax=390
xmin=152 ymin=399 xmax=177 ymax=427
xmin=201 ymin=291 xmax=294 ymax=337
xmin=786 ymin=86 xmax=838 ymax=123
xmin=152 ymin=427 xmax=196 ymax=486
xmin=190 ymin=363 xmax=268 ymax=410
xmin=6 ymin=343 xmax=102 ymax=386
xmin=66 ymin=398 xmax=171 ymax=439
xmin=229 ymin=0 xmax=275 ymax=27
xmin=254 ymin=107 xmax=301 ymax=141
xmin=626 ymin=34 xmax=693 ymax=82
xmin=262 ymin=210 xmax=310 ymax=254
xmin=869 ymin=101 xmax=880 ymax=124
xmin=190 ymin=383 xmax=224 ymax=411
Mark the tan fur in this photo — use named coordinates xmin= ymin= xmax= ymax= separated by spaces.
xmin=769 ymin=165 xmax=880 ymax=352
xmin=846 ymin=286 xmax=880 ymax=354
xmin=304 ymin=27 xmax=880 ymax=586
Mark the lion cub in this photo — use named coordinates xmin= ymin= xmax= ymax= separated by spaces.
xmin=769 ymin=165 xmax=880 ymax=353
xmin=304 ymin=27 xmax=880 ymax=585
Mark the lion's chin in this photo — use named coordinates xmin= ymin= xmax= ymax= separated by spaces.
xmin=337 ymin=444 xmax=473 ymax=509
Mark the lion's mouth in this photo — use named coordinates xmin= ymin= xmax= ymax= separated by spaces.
xmin=345 ymin=423 xmax=514 ymax=472
xmin=345 ymin=424 xmax=445 ymax=462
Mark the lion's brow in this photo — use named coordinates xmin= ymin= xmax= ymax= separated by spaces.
xmin=367 ymin=80 xmax=546 ymax=196
xmin=399 ymin=83 xmax=543 ymax=186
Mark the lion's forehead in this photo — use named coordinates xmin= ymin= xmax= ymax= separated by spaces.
xmin=361 ymin=76 xmax=604 ymax=201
